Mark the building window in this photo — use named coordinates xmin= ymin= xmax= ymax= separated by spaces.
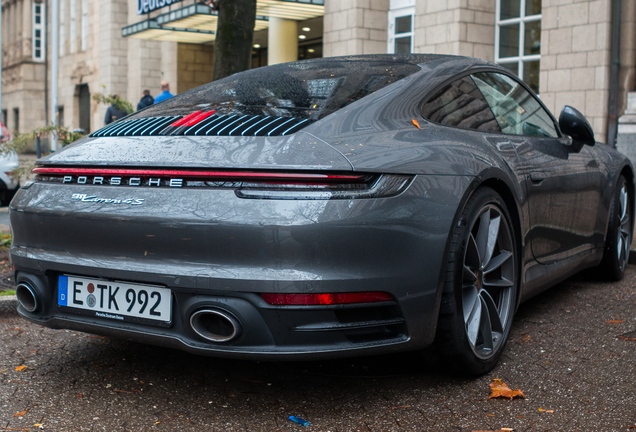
xmin=32 ymin=2 xmax=46 ymax=61
xmin=13 ymin=108 xmax=19 ymax=133
xmin=58 ymin=106 xmax=65 ymax=128
xmin=60 ymin=0 xmax=66 ymax=56
xmin=81 ymin=0 xmax=88 ymax=51
xmin=495 ymin=0 xmax=541 ymax=93
xmin=388 ymin=6 xmax=414 ymax=54
xmin=70 ymin=0 xmax=76 ymax=53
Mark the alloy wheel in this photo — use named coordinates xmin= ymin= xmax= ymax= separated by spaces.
xmin=617 ymin=184 xmax=631 ymax=271
xmin=462 ymin=205 xmax=516 ymax=359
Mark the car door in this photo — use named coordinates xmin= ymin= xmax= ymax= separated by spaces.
xmin=471 ymin=72 xmax=601 ymax=264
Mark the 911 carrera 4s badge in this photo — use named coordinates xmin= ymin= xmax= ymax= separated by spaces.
xmin=71 ymin=193 xmax=144 ymax=205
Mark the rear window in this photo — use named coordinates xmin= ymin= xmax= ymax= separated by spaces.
xmin=128 ymin=58 xmax=424 ymax=122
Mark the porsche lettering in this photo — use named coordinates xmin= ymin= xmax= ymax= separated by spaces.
xmin=62 ymin=175 xmax=183 ymax=187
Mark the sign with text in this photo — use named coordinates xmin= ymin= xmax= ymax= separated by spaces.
xmin=137 ymin=0 xmax=183 ymax=15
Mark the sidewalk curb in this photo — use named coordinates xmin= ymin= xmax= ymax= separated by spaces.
xmin=0 ymin=295 xmax=18 ymax=315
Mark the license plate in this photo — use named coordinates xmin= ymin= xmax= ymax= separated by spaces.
xmin=58 ymin=275 xmax=172 ymax=324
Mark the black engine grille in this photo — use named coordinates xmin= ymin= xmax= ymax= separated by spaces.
xmin=90 ymin=115 xmax=312 ymax=138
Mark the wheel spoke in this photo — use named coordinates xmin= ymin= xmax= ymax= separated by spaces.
xmin=475 ymin=211 xmax=491 ymax=269
xmin=465 ymin=293 xmax=482 ymax=346
xmin=617 ymin=235 xmax=623 ymax=258
xmin=481 ymin=289 xmax=504 ymax=333
xmin=484 ymin=250 xmax=512 ymax=274
xmin=463 ymin=285 xmax=479 ymax=322
xmin=483 ymin=277 xmax=513 ymax=288
xmin=463 ymin=265 xmax=477 ymax=285
xmin=477 ymin=296 xmax=493 ymax=351
xmin=466 ymin=234 xmax=481 ymax=269
xmin=484 ymin=215 xmax=501 ymax=269
xmin=620 ymin=187 xmax=628 ymax=221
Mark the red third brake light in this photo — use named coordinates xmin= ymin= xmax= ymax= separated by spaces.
xmin=168 ymin=111 xmax=203 ymax=127
xmin=182 ymin=110 xmax=216 ymax=126
xmin=261 ymin=292 xmax=393 ymax=305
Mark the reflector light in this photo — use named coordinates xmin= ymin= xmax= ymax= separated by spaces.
xmin=168 ymin=111 xmax=203 ymax=127
xmin=32 ymin=167 xmax=367 ymax=183
xmin=261 ymin=292 xmax=393 ymax=305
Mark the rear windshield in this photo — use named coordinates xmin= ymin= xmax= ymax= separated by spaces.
xmin=128 ymin=58 xmax=424 ymax=122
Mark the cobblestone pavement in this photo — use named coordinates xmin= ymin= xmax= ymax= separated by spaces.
xmin=1 ymin=267 xmax=636 ymax=432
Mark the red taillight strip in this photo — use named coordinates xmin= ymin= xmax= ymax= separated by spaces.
xmin=31 ymin=167 xmax=367 ymax=182
xmin=168 ymin=111 xmax=202 ymax=127
xmin=261 ymin=292 xmax=393 ymax=305
xmin=182 ymin=110 xmax=216 ymax=127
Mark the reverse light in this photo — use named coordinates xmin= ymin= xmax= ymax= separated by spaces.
xmin=261 ymin=292 xmax=393 ymax=305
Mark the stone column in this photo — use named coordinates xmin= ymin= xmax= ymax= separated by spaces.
xmin=268 ymin=17 xmax=298 ymax=65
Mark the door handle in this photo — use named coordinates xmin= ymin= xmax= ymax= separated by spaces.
xmin=529 ymin=171 xmax=548 ymax=184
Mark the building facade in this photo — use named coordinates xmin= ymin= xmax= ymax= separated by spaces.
xmin=1 ymin=0 xmax=635 ymax=147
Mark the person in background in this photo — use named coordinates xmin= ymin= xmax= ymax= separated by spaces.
xmin=137 ymin=89 xmax=155 ymax=110
xmin=104 ymin=95 xmax=127 ymax=125
xmin=154 ymin=81 xmax=174 ymax=104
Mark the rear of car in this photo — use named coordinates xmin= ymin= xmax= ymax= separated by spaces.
xmin=10 ymin=55 xmax=464 ymax=359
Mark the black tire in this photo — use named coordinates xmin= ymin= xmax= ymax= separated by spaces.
xmin=434 ymin=187 xmax=518 ymax=376
xmin=0 ymin=186 xmax=17 ymax=207
xmin=598 ymin=175 xmax=632 ymax=281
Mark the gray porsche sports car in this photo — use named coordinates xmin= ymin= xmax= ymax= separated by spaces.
xmin=11 ymin=55 xmax=633 ymax=375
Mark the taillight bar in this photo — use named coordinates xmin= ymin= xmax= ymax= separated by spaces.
xmin=31 ymin=167 xmax=368 ymax=183
xmin=261 ymin=292 xmax=393 ymax=305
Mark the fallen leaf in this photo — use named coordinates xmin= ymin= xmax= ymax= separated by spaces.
xmin=1 ymin=428 xmax=31 ymax=431
xmin=33 ymin=425 xmax=43 ymax=427
xmin=0 ymin=368 xmax=7 ymax=373
xmin=487 ymin=379 xmax=525 ymax=400
xmin=155 ymin=413 xmax=181 ymax=424
xmin=472 ymin=429 xmax=514 ymax=432
xmin=607 ymin=320 xmax=625 ymax=324
xmin=411 ymin=119 xmax=421 ymax=129
xmin=15 ymin=365 xmax=27 ymax=371
xmin=538 ymin=408 xmax=554 ymax=413
xmin=13 ymin=410 xmax=27 ymax=417
xmin=618 ymin=331 xmax=636 ymax=341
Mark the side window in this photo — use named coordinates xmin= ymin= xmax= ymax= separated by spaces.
xmin=471 ymin=72 xmax=558 ymax=138
xmin=421 ymin=76 xmax=501 ymax=133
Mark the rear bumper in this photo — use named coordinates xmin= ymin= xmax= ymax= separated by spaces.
xmin=10 ymin=174 xmax=473 ymax=359
xmin=13 ymin=260 xmax=431 ymax=360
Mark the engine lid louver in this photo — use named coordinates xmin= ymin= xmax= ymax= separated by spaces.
xmin=90 ymin=114 xmax=312 ymax=138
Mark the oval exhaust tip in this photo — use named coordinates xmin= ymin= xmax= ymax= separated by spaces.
xmin=190 ymin=309 xmax=240 ymax=343
xmin=16 ymin=282 xmax=40 ymax=313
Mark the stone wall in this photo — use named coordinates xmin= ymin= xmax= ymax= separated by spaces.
xmin=413 ymin=0 xmax=494 ymax=60
xmin=538 ymin=0 xmax=613 ymax=143
xmin=177 ymin=43 xmax=214 ymax=94
xmin=1 ymin=0 xmax=47 ymax=133
xmin=324 ymin=0 xmax=389 ymax=57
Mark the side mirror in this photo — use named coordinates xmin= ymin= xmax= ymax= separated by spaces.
xmin=558 ymin=105 xmax=595 ymax=152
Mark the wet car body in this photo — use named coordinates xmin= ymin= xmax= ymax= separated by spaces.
xmin=10 ymin=55 xmax=634 ymax=366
